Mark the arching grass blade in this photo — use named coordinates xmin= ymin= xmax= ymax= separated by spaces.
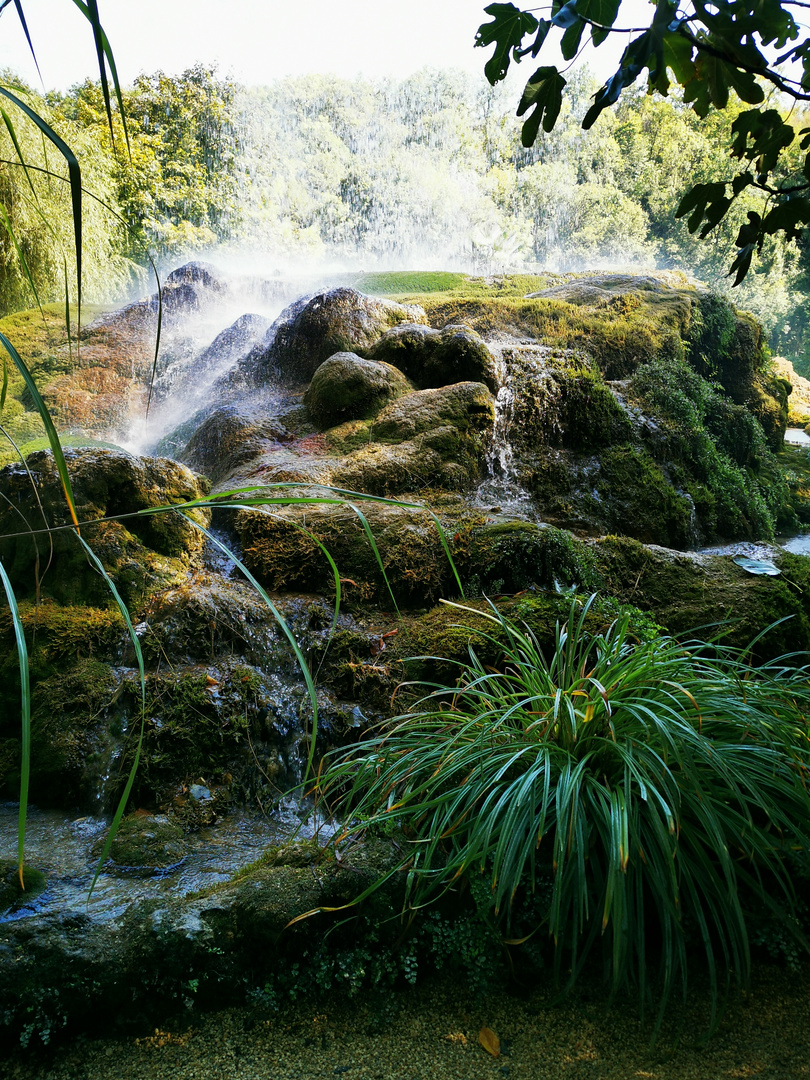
xmin=0 ymin=561 xmax=30 ymax=888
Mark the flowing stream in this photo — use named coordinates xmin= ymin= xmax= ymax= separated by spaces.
xmin=0 ymin=801 xmax=335 ymax=926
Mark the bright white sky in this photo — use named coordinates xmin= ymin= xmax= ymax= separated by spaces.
xmin=0 ymin=0 xmax=649 ymax=90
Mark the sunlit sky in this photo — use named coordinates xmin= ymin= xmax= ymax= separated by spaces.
xmin=0 ymin=0 xmax=650 ymax=90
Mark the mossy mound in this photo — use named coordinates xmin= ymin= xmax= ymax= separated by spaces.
xmin=778 ymin=443 xmax=810 ymax=523
xmin=181 ymin=405 xmax=293 ymax=485
xmin=20 ymin=659 xmax=122 ymax=807
xmin=0 ymin=862 xmax=47 ymax=911
xmin=460 ymin=520 xmax=597 ymax=595
xmin=592 ymin=535 xmax=810 ymax=659
xmin=94 ymin=815 xmax=186 ymax=873
xmin=506 ymin=348 xmax=632 ymax=453
xmin=249 ymin=288 xmax=428 ymax=385
xmin=365 ymin=322 xmax=498 ymax=392
xmin=0 ymin=302 xmax=111 ymax=461
xmin=237 ymin=502 xmax=452 ymax=605
xmin=108 ymin=656 xmax=308 ymax=809
xmin=304 ymin=353 xmax=413 ymax=426
xmin=0 ymin=448 xmax=210 ymax=606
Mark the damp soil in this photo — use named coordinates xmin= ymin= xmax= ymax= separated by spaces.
xmin=6 ymin=963 xmax=809 ymax=1079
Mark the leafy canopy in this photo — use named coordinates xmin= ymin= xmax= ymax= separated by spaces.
xmin=476 ymin=0 xmax=810 ymax=282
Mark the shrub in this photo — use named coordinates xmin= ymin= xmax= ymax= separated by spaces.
xmin=321 ymin=595 xmax=810 ymax=1038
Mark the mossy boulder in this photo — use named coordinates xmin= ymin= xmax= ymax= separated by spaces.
xmin=366 ymin=322 xmax=498 ymax=392
xmin=251 ymin=288 xmax=428 ymax=385
xmin=0 ymin=449 xmax=210 ymax=606
xmin=304 ymin=352 xmax=413 ymax=426
xmin=95 ymin=815 xmax=186 ymax=874
xmin=591 ymin=535 xmax=810 ymax=659
xmin=22 ymin=659 xmax=122 ymax=808
xmin=461 ymin=520 xmax=597 ymax=595
xmin=237 ymin=502 xmax=452 ymax=605
xmin=370 ymin=382 xmax=494 ymax=443
xmin=0 ymin=862 xmax=46 ymax=912
xmin=506 ymin=349 xmax=632 ymax=453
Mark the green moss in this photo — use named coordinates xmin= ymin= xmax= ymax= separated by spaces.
xmin=778 ymin=444 xmax=810 ymax=523
xmin=230 ymin=839 xmax=334 ymax=880
xmin=592 ymin=535 xmax=810 ymax=659
xmin=351 ymin=271 xmax=470 ymax=295
xmin=507 ymin=351 xmax=632 ymax=452
xmin=24 ymin=658 xmax=119 ymax=806
xmin=462 ymin=521 xmax=597 ymax=596
xmin=630 ymin=357 xmax=785 ymax=540
xmin=413 ymin=293 xmax=688 ymax=379
xmin=114 ymin=662 xmax=285 ymax=803
xmin=0 ymin=862 xmax=46 ymax=911
xmin=596 ymin=446 xmax=694 ymax=546
xmin=0 ymin=602 xmax=124 ymax=713
xmin=238 ymin=504 xmax=452 ymax=606
xmin=0 ymin=451 xmax=209 ymax=607
xmin=0 ymin=304 xmax=109 ymax=461
xmin=95 ymin=815 xmax=185 ymax=871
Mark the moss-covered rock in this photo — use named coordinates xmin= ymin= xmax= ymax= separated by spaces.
xmin=0 ymin=449 xmax=210 ymax=606
xmin=180 ymin=405 xmax=292 ymax=485
xmin=304 ymin=352 xmax=413 ymax=426
xmin=250 ymin=288 xmax=427 ymax=385
xmin=366 ymin=322 xmax=498 ymax=392
xmin=24 ymin=658 xmax=122 ymax=808
xmin=95 ymin=815 xmax=186 ymax=873
xmin=591 ymin=535 xmax=810 ymax=659
xmin=0 ymin=861 xmax=46 ymax=912
xmin=505 ymin=349 xmax=632 ymax=453
xmin=460 ymin=521 xmax=597 ymax=595
xmin=370 ymin=382 xmax=494 ymax=443
xmin=237 ymin=502 xmax=452 ymax=605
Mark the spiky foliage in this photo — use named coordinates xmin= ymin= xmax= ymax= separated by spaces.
xmin=321 ymin=595 xmax=810 ymax=1036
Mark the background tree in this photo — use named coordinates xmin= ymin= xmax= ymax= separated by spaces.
xmin=475 ymin=0 xmax=810 ymax=282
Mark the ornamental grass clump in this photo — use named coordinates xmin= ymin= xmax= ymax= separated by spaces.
xmin=321 ymin=595 xmax=810 ymax=1037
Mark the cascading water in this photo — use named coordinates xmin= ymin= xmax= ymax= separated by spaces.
xmin=475 ymin=338 xmax=560 ymax=519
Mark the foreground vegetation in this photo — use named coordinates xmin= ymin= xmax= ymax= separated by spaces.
xmin=320 ymin=596 xmax=810 ymax=1036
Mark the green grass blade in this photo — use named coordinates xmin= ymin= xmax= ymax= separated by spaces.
xmin=74 ymin=534 xmax=146 ymax=900
xmin=11 ymin=0 xmax=42 ymax=84
xmin=70 ymin=0 xmax=131 ymax=156
xmin=1 ymin=106 xmax=38 ymax=199
xmin=0 ymin=560 xmax=30 ymax=887
xmin=0 ymin=332 xmax=79 ymax=529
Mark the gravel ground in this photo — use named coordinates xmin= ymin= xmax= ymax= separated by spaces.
xmin=6 ymin=964 xmax=810 ymax=1080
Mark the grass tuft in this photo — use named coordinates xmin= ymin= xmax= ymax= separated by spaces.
xmin=320 ymin=594 xmax=810 ymax=1039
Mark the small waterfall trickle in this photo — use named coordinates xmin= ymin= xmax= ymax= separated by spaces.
xmin=476 ymin=342 xmax=538 ymax=518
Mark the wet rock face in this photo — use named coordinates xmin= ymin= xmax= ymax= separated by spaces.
xmin=303 ymin=352 xmax=413 ymax=426
xmin=249 ymin=287 xmax=428 ymax=385
xmin=181 ymin=405 xmax=292 ymax=485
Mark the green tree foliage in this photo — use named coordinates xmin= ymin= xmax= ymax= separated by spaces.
xmin=475 ymin=0 xmax=810 ymax=283
xmin=53 ymin=64 xmax=239 ymax=259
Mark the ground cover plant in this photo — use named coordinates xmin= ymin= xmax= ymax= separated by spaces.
xmin=319 ymin=594 xmax=810 ymax=1039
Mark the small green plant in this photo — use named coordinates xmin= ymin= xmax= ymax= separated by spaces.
xmin=320 ymin=594 xmax=810 ymax=1039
